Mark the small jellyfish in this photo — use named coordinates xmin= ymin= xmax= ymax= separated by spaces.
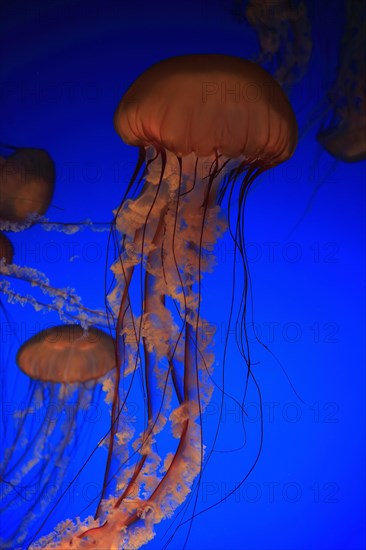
xmin=0 ymin=146 xmax=55 ymax=225
xmin=0 ymin=325 xmax=116 ymax=548
xmin=17 ymin=325 xmax=115 ymax=383
xmin=0 ymin=144 xmax=107 ymax=326
xmin=0 ymin=145 xmax=57 ymax=321
xmin=32 ymin=55 xmax=297 ymax=549
xmin=317 ymin=119 xmax=366 ymax=163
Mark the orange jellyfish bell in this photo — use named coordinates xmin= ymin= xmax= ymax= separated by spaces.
xmin=0 ymin=147 xmax=55 ymax=224
xmin=16 ymin=324 xmax=115 ymax=383
xmin=114 ymin=54 xmax=297 ymax=162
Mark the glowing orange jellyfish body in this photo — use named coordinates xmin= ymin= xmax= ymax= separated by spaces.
xmin=33 ymin=55 xmax=297 ymax=549
xmin=17 ymin=325 xmax=116 ymax=383
xmin=0 ymin=325 xmax=115 ymax=547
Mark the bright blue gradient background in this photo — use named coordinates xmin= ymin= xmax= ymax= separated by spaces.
xmin=0 ymin=1 xmax=365 ymax=549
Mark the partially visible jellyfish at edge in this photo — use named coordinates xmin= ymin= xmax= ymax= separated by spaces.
xmin=0 ymin=325 xmax=116 ymax=548
xmin=0 ymin=145 xmax=57 ymax=434
xmin=0 ymin=145 xmax=55 ymax=225
xmin=286 ymin=2 xmax=365 ymax=237
xmin=31 ymin=54 xmax=298 ymax=549
xmin=316 ymin=0 xmax=366 ymax=162
xmin=0 ymin=144 xmax=56 ymax=317
xmin=0 ymin=145 xmax=108 ymax=326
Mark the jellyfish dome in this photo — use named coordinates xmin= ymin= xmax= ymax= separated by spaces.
xmin=115 ymin=54 xmax=297 ymax=160
xmin=0 ymin=147 xmax=55 ymax=224
xmin=33 ymin=55 xmax=297 ymax=549
xmin=17 ymin=324 xmax=116 ymax=383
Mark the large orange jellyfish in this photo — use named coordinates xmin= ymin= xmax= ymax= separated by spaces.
xmin=0 ymin=325 xmax=115 ymax=548
xmin=31 ymin=54 xmax=297 ymax=549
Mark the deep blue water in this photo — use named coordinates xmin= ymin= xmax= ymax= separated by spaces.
xmin=0 ymin=1 xmax=365 ymax=549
